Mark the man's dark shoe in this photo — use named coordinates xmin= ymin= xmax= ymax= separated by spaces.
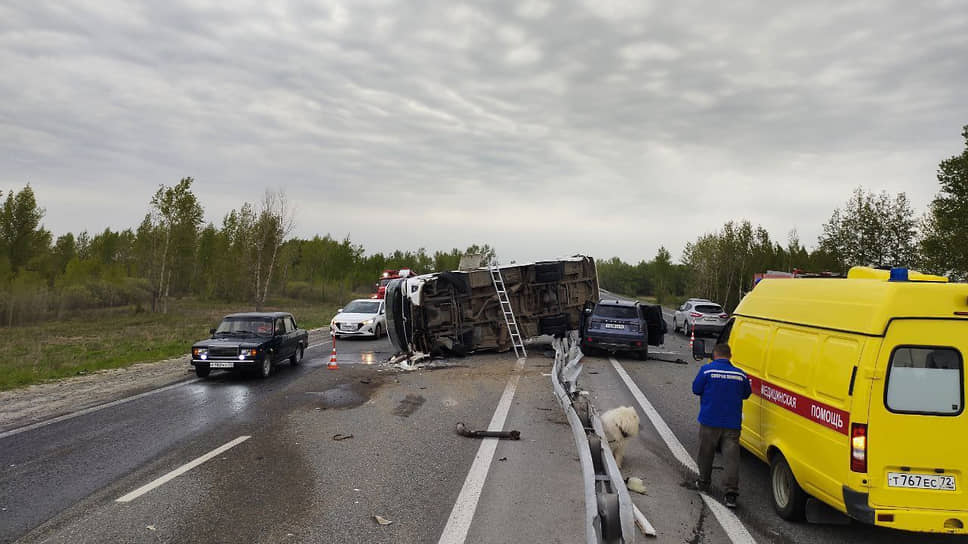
xmin=724 ymin=493 xmax=738 ymax=508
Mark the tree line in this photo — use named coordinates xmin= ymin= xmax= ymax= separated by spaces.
xmin=598 ymin=124 xmax=968 ymax=311
xmin=0 ymin=177 xmax=496 ymax=326
xmin=4 ymin=125 xmax=966 ymax=323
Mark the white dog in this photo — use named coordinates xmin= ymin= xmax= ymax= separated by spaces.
xmin=601 ymin=405 xmax=640 ymax=468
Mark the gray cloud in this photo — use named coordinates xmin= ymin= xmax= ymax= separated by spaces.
xmin=1 ymin=0 xmax=966 ymax=264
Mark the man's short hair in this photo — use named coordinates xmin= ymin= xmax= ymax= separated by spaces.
xmin=713 ymin=343 xmax=732 ymax=359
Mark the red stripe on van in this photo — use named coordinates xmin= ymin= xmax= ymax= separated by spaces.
xmin=749 ymin=375 xmax=850 ymax=435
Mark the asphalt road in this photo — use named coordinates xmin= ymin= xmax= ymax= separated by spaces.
xmin=3 ymin=304 xmax=967 ymax=543
xmin=1 ymin=335 xmax=590 ymax=543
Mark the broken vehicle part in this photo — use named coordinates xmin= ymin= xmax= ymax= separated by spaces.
xmin=455 ymin=422 xmax=521 ymax=440
xmin=385 ymin=256 xmax=600 ymax=356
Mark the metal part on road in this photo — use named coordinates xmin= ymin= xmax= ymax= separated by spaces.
xmin=551 ymin=332 xmax=635 ymax=543
xmin=455 ymin=422 xmax=521 ymax=440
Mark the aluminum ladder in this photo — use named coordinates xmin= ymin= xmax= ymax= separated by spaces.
xmin=489 ymin=266 xmax=527 ymax=359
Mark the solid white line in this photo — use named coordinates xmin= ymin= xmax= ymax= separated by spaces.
xmin=116 ymin=435 xmax=251 ymax=503
xmin=437 ymin=358 xmax=526 ymax=544
xmin=609 ymin=357 xmax=697 ymax=473
xmin=0 ymin=378 xmax=201 ymax=441
xmin=609 ymin=357 xmax=756 ymax=544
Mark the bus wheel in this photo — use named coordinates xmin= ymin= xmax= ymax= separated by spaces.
xmin=770 ymin=453 xmax=807 ymax=521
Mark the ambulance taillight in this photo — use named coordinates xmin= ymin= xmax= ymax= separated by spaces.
xmin=851 ymin=423 xmax=868 ymax=472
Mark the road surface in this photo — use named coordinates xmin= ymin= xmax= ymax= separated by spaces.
xmin=2 ymin=313 xmax=966 ymax=543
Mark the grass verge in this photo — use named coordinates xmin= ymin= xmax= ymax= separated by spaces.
xmin=0 ymin=297 xmax=353 ymax=391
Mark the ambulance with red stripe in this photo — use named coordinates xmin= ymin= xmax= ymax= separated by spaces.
xmin=696 ymin=266 xmax=968 ymax=534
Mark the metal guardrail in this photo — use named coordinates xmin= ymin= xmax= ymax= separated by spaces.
xmin=551 ymin=332 xmax=635 ymax=543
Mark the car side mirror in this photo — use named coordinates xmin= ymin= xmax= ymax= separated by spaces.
xmin=337 ymin=308 xmax=343 ymax=313
xmin=693 ymin=339 xmax=713 ymax=361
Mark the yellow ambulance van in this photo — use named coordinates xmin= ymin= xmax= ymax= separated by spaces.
xmin=694 ymin=266 xmax=967 ymax=534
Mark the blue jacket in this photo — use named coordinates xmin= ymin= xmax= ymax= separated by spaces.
xmin=692 ymin=358 xmax=752 ymax=430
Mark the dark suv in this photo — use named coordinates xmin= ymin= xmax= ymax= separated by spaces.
xmin=580 ymin=299 xmax=666 ymax=359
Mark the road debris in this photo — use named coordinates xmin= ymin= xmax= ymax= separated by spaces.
xmin=648 ymin=351 xmax=688 ymax=365
xmin=626 ymin=477 xmax=647 ymax=494
xmin=332 ymin=433 xmax=354 ymax=441
xmin=374 ymin=515 xmax=393 ymax=526
xmin=498 ymin=457 xmax=508 ymax=462
xmin=632 ymin=504 xmax=657 ymax=537
xmin=455 ymin=422 xmax=520 ymax=440
xmin=146 ymin=525 xmax=156 ymax=532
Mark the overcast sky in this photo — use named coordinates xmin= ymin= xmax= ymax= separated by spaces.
xmin=2 ymin=1 xmax=966 ymax=264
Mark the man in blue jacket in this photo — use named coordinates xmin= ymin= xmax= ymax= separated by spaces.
xmin=692 ymin=343 xmax=751 ymax=508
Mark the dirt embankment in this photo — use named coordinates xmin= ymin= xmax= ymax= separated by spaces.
xmin=0 ymin=328 xmax=329 ymax=433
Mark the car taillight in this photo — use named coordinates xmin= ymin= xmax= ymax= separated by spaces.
xmin=690 ymin=312 xmax=703 ymax=318
xmin=719 ymin=313 xmax=728 ymax=319
xmin=851 ymin=423 xmax=867 ymax=472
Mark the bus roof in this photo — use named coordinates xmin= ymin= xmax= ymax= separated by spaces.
xmin=734 ymin=266 xmax=968 ymax=336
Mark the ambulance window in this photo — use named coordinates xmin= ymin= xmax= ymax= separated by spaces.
xmin=885 ymin=347 xmax=963 ymax=416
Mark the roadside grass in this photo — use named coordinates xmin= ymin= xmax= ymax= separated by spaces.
xmin=0 ymin=297 xmax=355 ymax=391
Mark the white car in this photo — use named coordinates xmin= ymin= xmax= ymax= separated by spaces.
xmin=673 ymin=299 xmax=728 ymax=337
xmin=330 ymin=299 xmax=386 ymax=338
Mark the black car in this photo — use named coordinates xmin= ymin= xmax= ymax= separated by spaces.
xmin=580 ymin=299 xmax=666 ymax=359
xmin=190 ymin=312 xmax=309 ymax=379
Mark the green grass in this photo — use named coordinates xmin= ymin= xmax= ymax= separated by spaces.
xmin=0 ymin=296 xmax=356 ymax=391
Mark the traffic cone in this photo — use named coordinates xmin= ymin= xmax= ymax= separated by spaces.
xmin=328 ymin=334 xmax=339 ymax=369
xmin=689 ymin=323 xmax=695 ymax=350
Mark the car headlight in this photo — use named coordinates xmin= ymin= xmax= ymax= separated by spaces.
xmin=363 ymin=319 xmax=374 ymax=325
xmin=193 ymin=348 xmax=207 ymax=357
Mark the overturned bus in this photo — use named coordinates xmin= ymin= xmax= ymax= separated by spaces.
xmin=385 ymin=256 xmax=601 ymax=356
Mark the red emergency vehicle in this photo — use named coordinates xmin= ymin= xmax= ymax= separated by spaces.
xmin=373 ymin=269 xmax=412 ymax=299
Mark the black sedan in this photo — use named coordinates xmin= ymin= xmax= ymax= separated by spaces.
xmin=190 ymin=312 xmax=309 ymax=379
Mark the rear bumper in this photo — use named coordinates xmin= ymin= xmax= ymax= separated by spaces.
xmin=843 ymin=486 xmax=968 ymax=534
xmin=583 ymin=332 xmax=647 ymax=351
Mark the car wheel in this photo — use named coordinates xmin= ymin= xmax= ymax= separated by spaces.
xmin=637 ymin=349 xmax=648 ymax=361
xmin=259 ymin=357 xmax=272 ymax=379
xmin=290 ymin=345 xmax=303 ymax=365
xmin=673 ymin=317 xmax=679 ymax=333
xmin=770 ymin=453 xmax=807 ymax=521
xmin=374 ymin=324 xmax=383 ymax=338
xmin=195 ymin=365 xmax=211 ymax=378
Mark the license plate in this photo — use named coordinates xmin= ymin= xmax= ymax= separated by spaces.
xmin=704 ymin=317 xmax=718 ymax=322
xmin=341 ymin=324 xmax=356 ymax=331
xmin=604 ymin=323 xmax=625 ymax=329
xmin=209 ymin=362 xmax=234 ymax=369
xmin=887 ymin=472 xmax=956 ymax=491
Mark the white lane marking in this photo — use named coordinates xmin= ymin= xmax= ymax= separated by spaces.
xmin=609 ymin=357 xmax=756 ymax=544
xmin=437 ymin=357 xmax=526 ymax=544
xmin=0 ymin=378 xmax=201 ymax=441
xmin=116 ymin=435 xmax=251 ymax=503
xmin=609 ymin=357 xmax=697 ymax=473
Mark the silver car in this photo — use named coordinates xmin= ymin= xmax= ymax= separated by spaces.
xmin=673 ymin=299 xmax=728 ymax=336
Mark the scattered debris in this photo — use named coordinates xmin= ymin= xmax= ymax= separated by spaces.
xmin=374 ymin=515 xmax=393 ymax=526
xmin=360 ymin=379 xmax=372 ymax=384
xmin=648 ymin=352 xmax=688 ymax=365
xmin=498 ymin=457 xmax=508 ymax=462
xmin=632 ymin=504 xmax=657 ymax=537
xmin=626 ymin=477 xmax=647 ymax=494
xmin=332 ymin=433 xmax=354 ymax=441
xmin=589 ymin=371 xmax=599 ymax=374
xmin=146 ymin=525 xmax=156 ymax=531
xmin=455 ymin=422 xmax=520 ymax=440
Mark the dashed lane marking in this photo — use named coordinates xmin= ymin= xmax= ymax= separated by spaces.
xmin=116 ymin=435 xmax=251 ymax=503
xmin=609 ymin=357 xmax=757 ymax=544
xmin=437 ymin=357 xmax=526 ymax=544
